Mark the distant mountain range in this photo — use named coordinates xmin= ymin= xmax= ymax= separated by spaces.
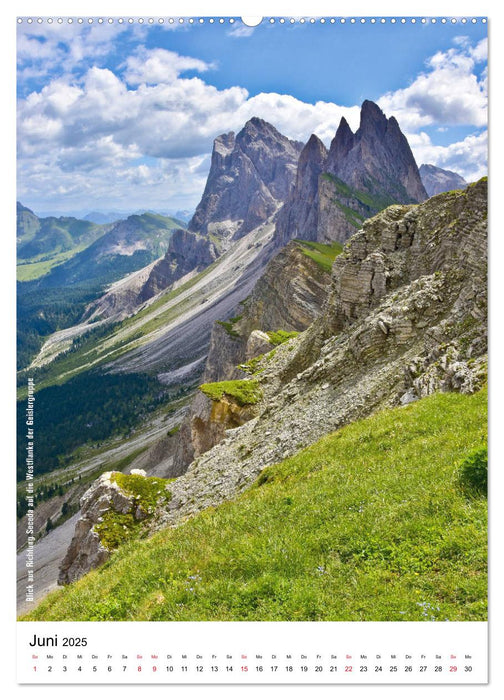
xmin=32 ymin=211 xmax=183 ymax=290
xmin=419 ymin=163 xmax=468 ymax=197
xmin=32 ymin=208 xmax=193 ymax=225
xmin=17 ymin=206 xmax=183 ymax=288
xmin=17 ymin=202 xmax=107 ymax=262
xmin=82 ymin=209 xmax=193 ymax=225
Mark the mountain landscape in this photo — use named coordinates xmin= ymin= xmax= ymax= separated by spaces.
xmin=16 ymin=209 xmax=183 ymax=370
xmin=16 ymin=100 xmax=487 ymax=623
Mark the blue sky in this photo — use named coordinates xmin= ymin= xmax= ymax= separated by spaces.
xmin=17 ymin=17 xmax=488 ymax=214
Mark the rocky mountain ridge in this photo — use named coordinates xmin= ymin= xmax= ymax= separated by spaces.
xmin=155 ymin=179 xmax=486 ymax=530
xmin=419 ymin=163 xmax=468 ymax=197
xmin=275 ymin=100 xmax=427 ymax=247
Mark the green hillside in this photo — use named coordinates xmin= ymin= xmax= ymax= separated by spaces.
xmin=17 ymin=202 xmax=106 ymax=271
xmin=28 ymin=212 xmax=181 ymax=290
xmin=23 ymin=388 xmax=487 ymax=622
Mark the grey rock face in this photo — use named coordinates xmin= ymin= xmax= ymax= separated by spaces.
xmin=274 ymin=100 xmax=427 ymax=247
xmin=189 ymin=118 xmax=303 ymax=240
xmin=419 ymin=163 xmax=468 ymax=197
xmin=139 ymin=228 xmax=218 ymax=302
xmin=274 ymin=134 xmax=327 ymax=246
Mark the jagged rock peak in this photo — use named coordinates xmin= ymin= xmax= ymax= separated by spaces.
xmin=213 ymin=131 xmax=235 ymax=156
xmin=188 ymin=118 xmax=303 ymax=239
xmin=297 ymin=134 xmax=328 ymax=180
xmin=273 ymin=134 xmax=327 ymax=247
xmin=238 ymin=116 xmax=302 ymax=149
xmin=358 ymin=99 xmax=388 ymax=136
xmin=325 ymin=99 xmax=427 ymax=204
xmin=326 ymin=116 xmax=354 ymax=169
xmin=303 ymin=133 xmax=328 ymax=157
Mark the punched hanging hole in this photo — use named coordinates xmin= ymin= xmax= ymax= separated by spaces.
xmin=241 ymin=17 xmax=263 ymax=27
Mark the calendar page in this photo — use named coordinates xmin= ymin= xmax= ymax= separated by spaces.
xmin=15 ymin=4 xmax=489 ymax=687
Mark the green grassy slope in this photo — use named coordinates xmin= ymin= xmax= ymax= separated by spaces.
xmin=22 ymin=388 xmax=487 ymax=622
xmin=294 ymin=239 xmax=343 ymax=272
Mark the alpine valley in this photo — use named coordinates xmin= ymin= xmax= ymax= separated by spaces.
xmin=17 ymin=101 xmax=487 ymax=622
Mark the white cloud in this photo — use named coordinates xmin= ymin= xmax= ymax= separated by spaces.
xmin=228 ymin=25 xmax=256 ymax=38
xmin=470 ymin=37 xmax=488 ymax=63
xmin=236 ymin=92 xmax=361 ymax=145
xmin=17 ymin=35 xmax=488 ymax=212
xmin=17 ymin=22 xmax=131 ymax=85
xmin=408 ymin=130 xmax=488 ymax=183
xmin=123 ymin=47 xmax=213 ymax=85
xmin=378 ymin=41 xmax=487 ymax=130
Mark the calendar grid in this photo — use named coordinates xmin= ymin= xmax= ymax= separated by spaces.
xmin=17 ymin=621 xmax=488 ymax=684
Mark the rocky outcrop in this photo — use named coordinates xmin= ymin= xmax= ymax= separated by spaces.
xmin=58 ymin=470 xmax=171 ymax=583
xmin=155 ymin=179 xmax=487 ymax=530
xmin=174 ymin=390 xmax=259 ymax=472
xmin=419 ymin=163 xmax=468 ymax=197
xmin=189 ymin=117 xmax=303 ymax=241
xmin=58 ymin=472 xmax=133 ymax=584
xmin=274 ymin=100 xmax=427 ymax=247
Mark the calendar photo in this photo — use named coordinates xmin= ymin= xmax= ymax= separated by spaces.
xmin=16 ymin=12 xmax=487 ymax=665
